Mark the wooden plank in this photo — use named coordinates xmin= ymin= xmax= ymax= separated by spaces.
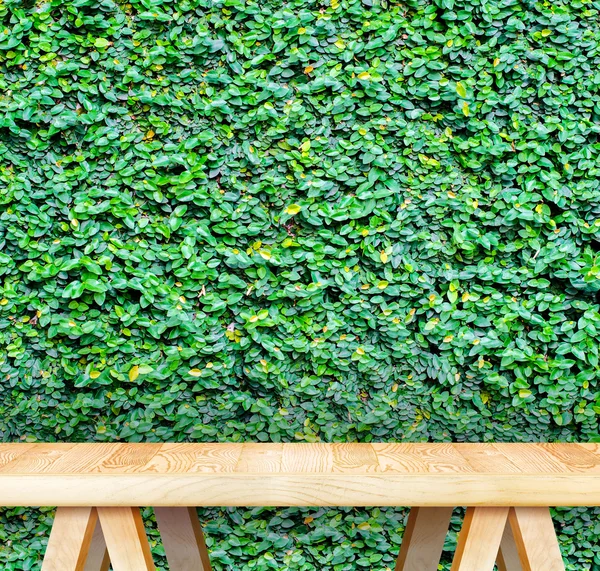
xmin=0 ymin=443 xmax=35 ymax=468
xmin=155 ymin=507 xmax=211 ymax=570
xmin=450 ymin=507 xmax=509 ymax=571
xmin=541 ymin=443 xmax=600 ymax=473
xmin=395 ymin=507 xmax=452 ymax=570
xmin=41 ymin=507 xmax=98 ymax=571
xmin=97 ymin=507 xmax=155 ymax=571
xmin=1 ymin=444 xmax=600 ymax=507
xmin=281 ymin=443 xmax=334 ymax=473
xmin=456 ymin=444 xmax=522 ymax=473
xmin=85 ymin=517 xmax=110 ymax=571
xmin=491 ymin=444 xmax=571 ymax=474
xmin=236 ymin=442 xmax=283 ymax=472
xmin=0 ymin=443 xmax=76 ymax=473
xmin=332 ymin=443 xmax=379 ymax=473
xmin=2 ymin=473 xmax=600 ymax=507
xmin=508 ymin=507 xmax=565 ymax=570
xmin=142 ymin=443 xmax=243 ymax=473
xmin=1 ymin=443 xmax=599 ymax=475
xmin=374 ymin=444 xmax=431 ymax=473
xmin=497 ymin=518 xmax=523 ymax=571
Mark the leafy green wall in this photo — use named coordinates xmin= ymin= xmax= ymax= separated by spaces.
xmin=1 ymin=0 xmax=600 ymax=568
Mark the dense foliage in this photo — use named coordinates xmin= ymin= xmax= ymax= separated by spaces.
xmin=1 ymin=0 xmax=600 ymax=567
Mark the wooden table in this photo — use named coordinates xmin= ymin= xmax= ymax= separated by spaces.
xmin=2 ymin=442 xmax=595 ymax=570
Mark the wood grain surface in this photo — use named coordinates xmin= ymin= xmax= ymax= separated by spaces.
xmin=0 ymin=443 xmax=598 ymax=507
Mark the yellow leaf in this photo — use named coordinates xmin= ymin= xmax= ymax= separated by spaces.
xmin=519 ymin=389 xmax=532 ymax=398
xmin=357 ymin=71 xmax=371 ymax=80
xmin=0 ymin=298 xmax=8 ymax=306
xmin=300 ymin=140 xmax=311 ymax=152
xmin=377 ymin=280 xmax=388 ymax=289
xmin=462 ymin=292 xmax=470 ymax=302
xmin=541 ymin=29 xmax=552 ymax=37
xmin=145 ymin=130 xmax=155 ymax=139
xmin=380 ymin=251 xmax=389 ymax=263
xmin=259 ymin=250 xmax=271 ymax=260
xmin=356 ymin=347 xmax=365 ymax=355
xmin=456 ymin=81 xmax=467 ymax=98
xmin=129 ymin=365 xmax=139 ymax=382
xmin=357 ymin=522 xmax=371 ymax=530
xmin=188 ymin=368 xmax=202 ymax=377
xmin=461 ymin=101 xmax=470 ymax=116
xmin=443 ymin=335 xmax=453 ymax=343
xmin=285 ymin=204 xmax=302 ymax=215
xmin=493 ymin=58 xmax=500 ymax=66
xmin=298 ymin=27 xmax=307 ymax=34
xmin=304 ymin=516 xmax=314 ymax=524
xmin=90 ymin=370 xmax=101 ymax=379
xmin=334 ymin=39 xmax=344 ymax=49
xmin=304 ymin=65 xmax=314 ymax=74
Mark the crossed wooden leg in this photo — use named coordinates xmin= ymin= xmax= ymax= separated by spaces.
xmin=395 ymin=506 xmax=565 ymax=571
xmin=497 ymin=507 xmax=565 ymax=571
xmin=452 ymin=506 xmax=565 ymax=571
xmin=41 ymin=507 xmax=107 ymax=571
xmin=42 ymin=506 xmax=212 ymax=571
xmin=395 ymin=507 xmax=453 ymax=570
xmin=155 ymin=507 xmax=212 ymax=570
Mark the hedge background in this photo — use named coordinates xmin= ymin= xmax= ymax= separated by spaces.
xmin=1 ymin=0 xmax=600 ymax=568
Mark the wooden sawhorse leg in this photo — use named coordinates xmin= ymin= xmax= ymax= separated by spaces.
xmin=497 ymin=507 xmax=565 ymax=571
xmin=42 ymin=506 xmax=213 ymax=571
xmin=449 ymin=506 xmax=565 ymax=571
xmin=42 ymin=507 xmax=108 ymax=571
xmin=97 ymin=507 xmax=156 ymax=570
xmin=155 ymin=507 xmax=212 ymax=570
xmin=451 ymin=507 xmax=509 ymax=570
xmin=395 ymin=507 xmax=453 ymax=570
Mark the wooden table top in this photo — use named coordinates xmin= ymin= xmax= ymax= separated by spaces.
xmin=1 ymin=443 xmax=599 ymax=507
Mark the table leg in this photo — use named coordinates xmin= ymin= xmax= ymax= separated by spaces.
xmin=451 ymin=507 xmax=509 ymax=571
xmin=84 ymin=516 xmax=110 ymax=571
xmin=395 ymin=507 xmax=453 ymax=570
xmin=155 ymin=507 xmax=212 ymax=570
xmin=497 ymin=516 xmax=522 ymax=571
xmin=42 ymin=507 xmax=99 ymax=571
xmin=504 ymin=507 xmax=565 ymax=571
xmin=97 ymin=507 xmax=155 ymax=570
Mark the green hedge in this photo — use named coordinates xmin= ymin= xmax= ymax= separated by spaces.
xmin=1 ymin=0 xmax=600 ymax=568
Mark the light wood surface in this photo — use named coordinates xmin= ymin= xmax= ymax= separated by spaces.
xmin=497 ymin=518 xmax=523 ymax=571
xmin=41 ymin=507 xmax=98 ymax=571
xmin=0 ymin=443 xmax=598 ymax=506
xmin=395 ymin=507 xmax=452 ymax=570
xmin=84 ymin=518 xmax=110 ymax=571
xmin=451 ymin=507 xmax=509 ymax=571
xmin=507 ymin=507 xmax=565 ymax=570
xmin=97 ymin=507 xmax=155 ymax=571
xmin=155 ymin=507 xmax=212 ymax=570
